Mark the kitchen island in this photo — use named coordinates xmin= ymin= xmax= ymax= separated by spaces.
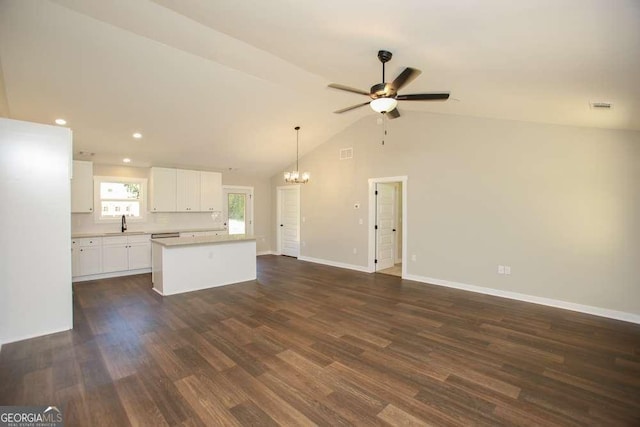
xmin=151 ymin=234 xmax=256 ymax=296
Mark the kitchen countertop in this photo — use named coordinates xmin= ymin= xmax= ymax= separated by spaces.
xmin=72 ymin=228 xmax=226 ymax=239
xmin=151 ymin=234 xmax=256 ymax=247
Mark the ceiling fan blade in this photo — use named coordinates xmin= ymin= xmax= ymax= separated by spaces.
xmin=396 ymin=93 xmax=450 ymax=101
xmin=333 ymin=101 xmax=371 ymax=114
xmin=390 ymin=67 xmax=422 ymax=92
xmin=328 ymin=83 xmax=371 ymax=96
xmin=385 ymin=108 xmax=400 ymax=119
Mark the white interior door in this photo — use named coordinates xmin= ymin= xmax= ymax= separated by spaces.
xmin=376 ymin=183 xmax=395 ymax=270
xmin=223 ymin=187 xmax=253 ymax=235
xmin=278 ymin=186 xmax=300 ymax=257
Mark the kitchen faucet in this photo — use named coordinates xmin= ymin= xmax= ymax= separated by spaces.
xmin=121 ymin=214 xmax=127 ymax=233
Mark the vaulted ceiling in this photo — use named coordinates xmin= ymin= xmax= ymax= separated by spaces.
xmin=1 ymin=0 xmax=638 ymax=176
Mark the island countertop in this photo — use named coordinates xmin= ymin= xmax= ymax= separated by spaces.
xmin=151 ymin=234 xmax=257 ymax=247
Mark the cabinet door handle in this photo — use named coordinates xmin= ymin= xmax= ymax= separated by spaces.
xmin=80 ymin=249 xmax=83 ymax=252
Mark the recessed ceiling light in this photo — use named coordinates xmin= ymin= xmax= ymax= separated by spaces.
xmin=132 ymin=132 xmax=142 ymax=139
xmin=123 ymin=158 xmax=131 ymax=163
xmin=55 ymin=118 xmax=67 ymax=125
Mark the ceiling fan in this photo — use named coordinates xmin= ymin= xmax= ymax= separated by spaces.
xmin=328 ymin=50 xmax=450 ymax=119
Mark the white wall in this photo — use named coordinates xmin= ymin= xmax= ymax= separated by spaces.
xmin=71 ymin=165 xmax=272 ymax=253
xmin=271 ymin=111 xmax=640 ymax=318
xmin=0 ymin=118 xmax=72 ymax=344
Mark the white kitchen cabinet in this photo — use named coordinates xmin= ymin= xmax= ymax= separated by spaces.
xmin=102 ymin=236 xmax=128 ymax=273
xmin=179 ymin=232 xmax=198 ymax=238
xmin=200 ymin=171 xmax=222 ymax=212
xmin=101 ymin=234 xmax=151 ymax=273
xmin=128 ymin=234 xmax=151 ymax=269
xmin=71 ymin=160 xmax=94 ymax=213
xmin=149 ymin=167 xmax=222 ymax=213
xmin=73 ymin=234 xmax=151 ymax=279
xmin=176 ymin=169 xmax=201 ymax=212
xmin=71 ymin=243 xmax=80 ymax=277
xmin=150 ymin=167 xmax=177 ymax=212
xmin=74 ymin=237 xmax=102 ymax=276
xmin=205 ymin=230 xmax=228 ymax=236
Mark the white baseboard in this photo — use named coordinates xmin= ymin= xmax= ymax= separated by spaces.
xmin=0 ymin=326 xmax=72 ymax=347
xmin=151 ymin=287 xmax=163 ymax=296
xmin=257 ymin=251 xmax=275 ymax=256
xmin=298 ymin=256 xmax=371 ymax=273
xmin=404 ymin=273 xmax=640 ymax=325
xmin=72 ymin=268 xmax=151 ymax=283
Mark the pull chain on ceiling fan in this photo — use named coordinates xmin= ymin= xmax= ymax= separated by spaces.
xmin=328 ymin=50 xmax=450 ymax=119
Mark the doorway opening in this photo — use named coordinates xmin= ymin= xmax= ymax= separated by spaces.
xmin=276 ymin=185 xmax=300 ymax=258
xmin=223 ymin=186 xmax=253 ymax=235
xmin=368 ymin=176 xmax=407 ymax=277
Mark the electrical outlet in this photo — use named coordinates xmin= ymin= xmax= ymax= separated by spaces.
xmin=411 ymin=254 xmax=416 ymax=262
xmin=358 ymin=218 xmax=363 ymax=225
xmin=505 ymin=266 xmax=511 ymax=275
xmin=498 ymin=265 xmax=505 ymax=274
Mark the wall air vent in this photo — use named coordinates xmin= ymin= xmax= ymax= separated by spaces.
xmin=340 ymin=147 xmax=353 ymax=160
xmin=590 ymin=101 xmax=613 ymax=109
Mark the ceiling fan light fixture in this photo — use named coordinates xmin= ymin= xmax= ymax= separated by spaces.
xmin=370 ymin=97 xmax=398 ymax=113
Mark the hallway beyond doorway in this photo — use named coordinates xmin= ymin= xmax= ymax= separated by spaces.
xmin=377 ymin=263 xmax=402 ymax=277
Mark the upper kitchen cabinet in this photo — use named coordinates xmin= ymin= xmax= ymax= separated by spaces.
xmin=149 ymin=167 xmax=177 ymax=212
xmin=149 ymin=167 xmax=222 ymax=213
xmin=176 ymin=169 xmax=201 ymax=212
xmin=200 ymin=171 xmax=222 ymax=212
xmin=71 ymin=160 xmax=93 ymax=213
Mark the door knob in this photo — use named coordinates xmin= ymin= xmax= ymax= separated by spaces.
xmin=280 ymin=224 xmax=283 ymax=227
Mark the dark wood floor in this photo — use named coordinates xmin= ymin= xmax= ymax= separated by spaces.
xmin=1 ymin=255 xmax=639 ymax=426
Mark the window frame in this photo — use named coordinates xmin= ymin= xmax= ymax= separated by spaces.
xmin=93 ymin=176 xmax=148 ymax=224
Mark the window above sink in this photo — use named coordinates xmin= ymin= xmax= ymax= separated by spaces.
xmin=94 ymin=176 xmax=147 ymax=224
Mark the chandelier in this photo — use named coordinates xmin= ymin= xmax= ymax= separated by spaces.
xmin=284 ymin=126 xmax=309 ymax=184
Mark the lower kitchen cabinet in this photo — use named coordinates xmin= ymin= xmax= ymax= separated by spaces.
xmin=72 ymin=238 xmax=102 ymax=276
xmin=102 ymin=236 xmax=129 ymax=273
xmin=72 ymin=234 xmax=151 ymax=280
xmin=128 ymin=235 xmax=152 ymax=270
xmin=180 ymin=230 xmax=228 ymax=238
xmin=206 ymin=230 xmax=228 ymax=236
xmin=102 ymin=235 xmax=151 ymax=273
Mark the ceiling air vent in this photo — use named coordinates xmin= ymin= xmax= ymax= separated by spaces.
xmin=590 ymin=101 xmax=612 ymax=110
xmin=340 ymin=147 xmax=353 ymax=160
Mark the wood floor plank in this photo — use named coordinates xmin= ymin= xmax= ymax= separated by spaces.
xmin=174 ymin=375 xmax=241 ymax=426
xmin=377 ymin=403 xmax=431 ymax=427
xmin=0 ymin=256 xmax=639 ymax=426
xmin=114 ymin=373 xmax=169 ymax=426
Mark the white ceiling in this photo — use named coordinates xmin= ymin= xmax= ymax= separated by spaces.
xmin=0 ymin=0 xmax=638 ymax=176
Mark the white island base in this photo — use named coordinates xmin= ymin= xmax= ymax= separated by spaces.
xmin=151 ymin=235 xmax=257 ymax=296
